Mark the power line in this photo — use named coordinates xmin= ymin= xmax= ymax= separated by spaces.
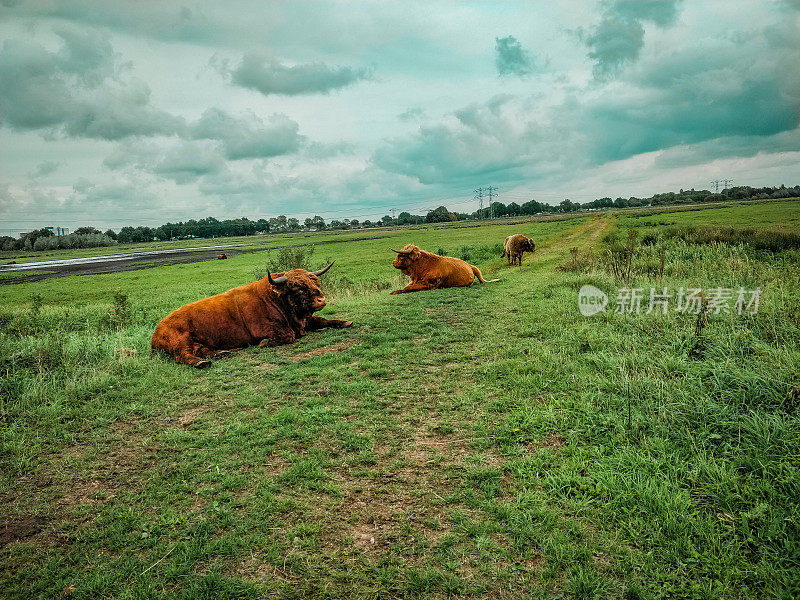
xmin=486 ymin=186 xmax=498 ymax=219
xmin=474 ymin=187 xmax=484 ymax=219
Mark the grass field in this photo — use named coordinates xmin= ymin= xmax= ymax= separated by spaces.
xmin=2 ymin=201 xmax=799 ymax=599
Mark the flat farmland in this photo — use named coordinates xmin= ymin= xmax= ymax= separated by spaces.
xmin=1 ymin=201 xmax=799 ymax=599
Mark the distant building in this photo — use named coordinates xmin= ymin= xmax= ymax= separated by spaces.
xmin=18 ymin=226 xmax=69 ymax=238
xmin=45 ymin=226 xmax=69 ymax=236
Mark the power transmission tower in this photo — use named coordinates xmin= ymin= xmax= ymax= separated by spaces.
xmin=723 ymin=179 xmax=734 ymax=190
xmin=710 ymin=180 xmax=721 ymax=193
xmin=391 ymin=208 xmax=397 ymax=221
xmin=486 ymin=186 xmax=498 ymax=219
xmin=474 ymin=187 xmax=485 ymax=219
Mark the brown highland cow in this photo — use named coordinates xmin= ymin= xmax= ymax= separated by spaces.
xmin=501 ymin=234 xmax=536 ymax=265
xmin=151 ymin=262 xmax=352 ymax=367
xmin=390 ymin=244 xmax=499 ymax=294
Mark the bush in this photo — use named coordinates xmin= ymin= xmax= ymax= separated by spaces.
xmin=455 ymin=243 xmax=504 ymax=263
xmin=663 ymin=225 xmax=800 ymax=252
xmin=255 ymin=244 xmax=317 ymax=279
xmin=30 ymin=233 xmax=117 ymax=251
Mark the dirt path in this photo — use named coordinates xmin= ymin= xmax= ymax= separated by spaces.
xmin=540 ymin=214 xmax=613 ymax=255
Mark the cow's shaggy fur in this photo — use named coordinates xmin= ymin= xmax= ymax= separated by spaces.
xmin=151 ymin=267 xmax=352 ymax=367
xmin=501 ymin=234 xmax=536 ymax=266
xmin=391 ymin=244 xmax=499 ymax=294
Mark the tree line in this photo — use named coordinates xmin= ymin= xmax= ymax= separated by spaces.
xmin=3 ymin=184 xmax=797 ymax=251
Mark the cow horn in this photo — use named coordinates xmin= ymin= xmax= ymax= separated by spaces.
xmin=391 ymin=247 xmax=411 ymax=254
xmin=311 ymin=261 xmax=335 ymax=277
xmin=267 ymin=271 xmax=288 ymax=286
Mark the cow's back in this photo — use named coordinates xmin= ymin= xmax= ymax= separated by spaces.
xmin=152 ymin=281 xmax=273 ymax=351
xmin=507 ymin=234 xmax=527 ymax=254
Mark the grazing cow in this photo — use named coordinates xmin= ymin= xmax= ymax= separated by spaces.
xmin=151 ymin=262 xmax=352 ymax=368
xmin=390 ymin=244 xmax=499 ymax=294
xmin=501 ymin=234 xmax=536 ymax=266
xmin=217 ymin=253 xmax=228 ymax=260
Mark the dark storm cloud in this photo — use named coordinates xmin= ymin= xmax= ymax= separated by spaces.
xmin=227 ymin=52 xmax=372 ymax=96
xmin=581 ymin=0 xmax=684 ymax=79
xmin=374 ymin=16 xmax=800 ymax=185
xmin=583 ymin=37 xmax=800 ymax=164
xmin=190 ymin=108 xmax=305 ymax=159
xmin=654 ymin=128 xmax=800 ymax=169
xmin=1 ymin=2 xmax=222 ymax=45
xmin=583 ymin=18 xmax=645 ymax=79
xmin=0 ymin=28 xmax=185 ymax=139
xmin=103 ymin=140 xmax=225 ymax=184
xmin=373 ymin=96 xmax=576 ymax=185
xmin=601 ymin=0 xmax=683 ymax=27
xmin=495 ymin=35 xmax=536 ymax=77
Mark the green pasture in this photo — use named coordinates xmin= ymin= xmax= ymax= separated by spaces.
xmin=1 ymin=202 xmax=799 ymax=599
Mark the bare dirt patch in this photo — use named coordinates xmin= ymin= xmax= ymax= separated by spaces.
xmin=287 ymin=339 xmax=359 ymax=361
xmin=526 ymin=433 xmax=565 ymax=451
xmin=0 ymin=515 xmax=49 ymax=547
xmin=175 ymin=405 xmax=207 ymax=428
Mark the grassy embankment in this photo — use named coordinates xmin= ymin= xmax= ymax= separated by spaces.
xmin=1 ymin=201 xmax=799 ymax=599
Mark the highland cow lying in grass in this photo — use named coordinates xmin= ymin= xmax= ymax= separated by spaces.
xmin=390 ymin=244 xmax=499 ymax=294
xmin=152 ymin=263 xmax=352 ymax=367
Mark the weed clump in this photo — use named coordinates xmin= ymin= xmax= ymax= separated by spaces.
xmin=454 ymin=243 xmax=503 ymax=263
xmin=30 ymin=293 xmax=43 ymax=316
xmin=255 ymin=244 xmax=317 ymax=279
xmin=557 ymin=247 xmax=595 ymax=272
xmin=112 ymin=289 xmax=130 ymax=327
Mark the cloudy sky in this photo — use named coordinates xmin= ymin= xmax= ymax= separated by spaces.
xmin=1 ymin=1 xmax=799 ymax=233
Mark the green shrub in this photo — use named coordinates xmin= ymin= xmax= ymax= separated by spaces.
xmin=255 ymin=244 xmax=317 ymax=279
xmin=663 ymin=225 xmax=800 ymax=252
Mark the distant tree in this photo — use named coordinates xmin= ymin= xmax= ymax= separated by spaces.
xmin=350 ymin=219 xmax=360 ymax=228
xmin=381 ymin=215 xmax=395 ymax=226
xmin=398 ymin=211 xmax=413 ymax=224
xmin=269 ymin=215 xmax=288 ymax=233
xmin=287 ymin=218 xmax=301 ymax=232
xmin=362 ymin=219 xmax=373 ymax=227
xmin=505 ymin=202 xmax=521 ymax=216
xmin=117 ymin=227 xmax=136 ymax=243
xmin=73 ymin=226 xmax=101 ymax=235
xmin=21 ymin=228 xmax=54 ymax=251
xmin=425 ymin=206 xmax=456 ymax=223
xmin=521 ymin=200 xmax=543 ymax=214
xmin=560 ymin=199 xmax=577 ymax=212
xmin=489 ymin=202 xmax=506 ymax=217
xmin=103 ymin=229 xmax=118 ymax=240
xmin=154 ymin=226 xmax=170 ymax=241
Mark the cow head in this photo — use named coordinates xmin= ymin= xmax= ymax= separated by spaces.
xmin=525 ymin=238 xmax=536 ymax=253
xmin=267 ymin=262 xmax=334 ymax=314
xmin=391 ymin=244 xmax=422 ymax=269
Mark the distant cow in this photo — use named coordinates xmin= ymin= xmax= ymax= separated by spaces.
xmin=501 ymin=234 xmax=536 ymax=266
xmin=390 ymin=244 xmax=499 ymax=294
xmin=151 ymin=262 xmax=352 ymax=367
xmin=217 ymin=253 xmax=228 ymax=260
